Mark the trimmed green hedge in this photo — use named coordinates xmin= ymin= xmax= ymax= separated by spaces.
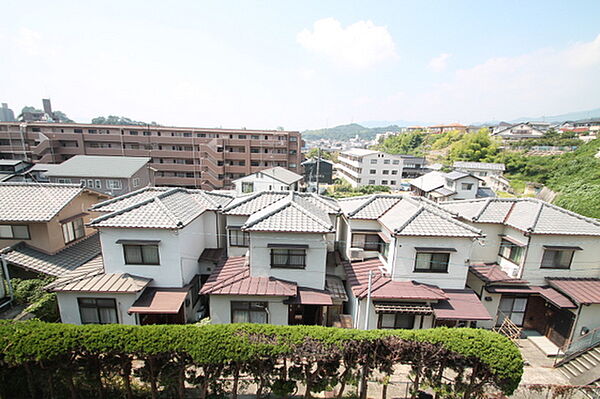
xmin=0 ymin=321 xmax=523 ymax=399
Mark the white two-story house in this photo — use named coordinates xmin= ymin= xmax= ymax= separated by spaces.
xmin=410 ymin=171 xmax=490 ymax=201
xmin=47 ymin=187 xmax=234 ymax=325
xmin=441 ymin=198 xmax=600 ymax=348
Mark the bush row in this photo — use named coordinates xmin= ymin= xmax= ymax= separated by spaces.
xmin=0 ymin=321 xmax=523 ymax=399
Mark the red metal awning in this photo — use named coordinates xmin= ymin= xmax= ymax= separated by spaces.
xmin=486 ymin=285 xmax=576 ymax=309
xmin=286 ymin=287 xmax=333 ymax=306
xmin=129 ymin=288 xmax=188 ymax=314
xmin=432 ymin=289 xmax=492 ymax=321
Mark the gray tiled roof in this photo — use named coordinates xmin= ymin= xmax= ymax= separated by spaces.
xmin=45 ymin=155 xmax=151 ymax=178
xmin=440 ymin=198 xmax=600 ymax=235
xmin=224 ymin=191 xmax=338 ymax=216
xmin=379 ymin=197 xmax=482 ymax=237
xmin=2 ymin=233 xmax=102 ymax=276
xmin=243 ymin=192 xmax=334 ymax=233
xmin=46 ymin=256 xmax=151 ymax=293
xmin=89 ymin=187 xmax=233 ymax=229
xmin=0 ymin=182 xmax=89 ymax=222
xmin=338 ymin=194 xmax=404 ymax=219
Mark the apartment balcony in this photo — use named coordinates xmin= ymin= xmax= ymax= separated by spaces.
xmin=81 ymin=134 xmax=122 ymax=142
xmin=154 ymin=163 xmax=197 ymax=172
xmin=223 ymin=165 xmax=248 ymax=174
xmin=154 ymin=176 xmax=202 ymax=187
xmin=55 ymin=146 xmax=82 ymax=155
xmin=84 ymin=148 xmax=125 ymax=156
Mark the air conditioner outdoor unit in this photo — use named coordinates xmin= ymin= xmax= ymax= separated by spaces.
xmin=350 ymin=248 xmax=365 ymax=262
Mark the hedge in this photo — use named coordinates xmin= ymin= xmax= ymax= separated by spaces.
xmin=0 ymin=321 xmax=523 ymax=399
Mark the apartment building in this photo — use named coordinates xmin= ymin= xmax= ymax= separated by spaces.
xmin=336 ymin=149 xmax=405 ymax=190
xmin=0 ymin=122 xmax=303 ymax=190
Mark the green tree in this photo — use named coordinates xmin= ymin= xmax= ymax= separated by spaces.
xmin=374 ymin=132 xmax=425 ymax=155
xmin=448 ymin=129 xmax=499 ymax=162
xmin=305 ymin=148 xmax=335 ymax=161
xmin=52 ymin=110 xmax=74 ymax=123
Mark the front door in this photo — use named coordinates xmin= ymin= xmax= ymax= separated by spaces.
xmin=546 ymin=307 xmax=575 ymax=348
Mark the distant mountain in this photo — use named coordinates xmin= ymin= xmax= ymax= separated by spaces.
xmin=507 ymin=108 xmax=600 ymax=124
xmin=302 ymin=123 xmax=401 ymax=141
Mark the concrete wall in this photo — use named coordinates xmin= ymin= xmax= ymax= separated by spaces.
xmin=391 ymin=236 xmax=475 ymax=289
xmin=249 ymin=231 xmax=327 ymax=290
xmin=56 ymin=291 xmax=139 ymax=325
xmin=209 ymin=295 xmax=289 ymax=325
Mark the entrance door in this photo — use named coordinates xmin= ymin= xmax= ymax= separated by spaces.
xmin=288 ymin=305 xmax=323 ymax=325
xmin=497 ymin=296 xmax=528 ymax=326
xmin=546 ymin=307 xmax=575 ymax=348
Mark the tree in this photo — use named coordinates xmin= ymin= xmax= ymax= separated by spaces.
xmin=305 ymin=148 xmax=335 ymax=161
xmin=448 ymin=129 xmax=499 ymax=162
xmin=374 ymin=132 xmax=425 ymax=155
xmin=91 ymin=115 xmax=158 ymax=126
xmin=52 ymin=110 xmax=74 ymax=123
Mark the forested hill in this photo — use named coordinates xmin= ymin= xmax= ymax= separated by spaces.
xmin=302 ymin=123 xmax=400 ymax=141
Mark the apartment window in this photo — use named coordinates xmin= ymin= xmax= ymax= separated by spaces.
xmin=351 ymin=234 xmax=381 ymax=251
xmin=231 ymin=301 xmax=268 ymax=323
xmin=143 ymin=131 xmax=152 ymax=136
xmin=242 ymin=182 xmax=254 ymax=193
xmin=183 ymin=132 xmax=192 ymax=137
xmin=497 ymin=297 xmax=527 ymax=326
xmin=461 ymin=183 xmax=474 ymax=190
xmin=238 ymin=134 xmax=247 ymax=139
xmin=290 ymin=136 xmax=297 ymax=142
xmin=392 ymin=160 xmax=400 ymax=165
xmin=88 ymin=129 xmax=97 ymax=134
xmin=390 ymin=180 xmax=396 ymax=185
xmin=270 ymin=248 xmax=306 ymax=268
xmin=414 ymin=251 xmax=450 ymax=273
xmin=78 ymin=298 xmax=118 ymax=324
xmin=381 ymin=180 xmax=388 ymax=185
xmin=383 ymin=159 xmax=390 ymax=165
xmin=541 ymin=248 xmax=575 ymax=269
xmin=197 ymin=133 xmax=206 ymax=138
xmin=57 ymin=178 xmax=72 ymax=184
xmin=250 ymin=148 xmax=259 ymax=153
xmin=62 ymin=218 xmax=85 ymax=244
xmin=369 ymin=170 xmax=376 ymax=174
xmin=129 ymin=131 xmax=139 ymax=136
xmin=74 ymin=129 xmax=83 ymax=133
xmin=0 ymin=224 xmax=30 ymax=239
xmin=251 ymin=135 xmax=259 ymax=140
xmin=132 ymin=177 xmax=140 ymax=188
xmin=289 ymin=163 xmax=297 ymax=168
xmin=107 ymin=180 xmax=123 ymax=190
xmin=369 ymin=179 xmax=376 ymax=185
xmin=379 ymin=313 xmax=415 ymax=329
xmin=229 ymin=229 xmax=250 ymax=247
xmin=370 ymin=159 xmax=377 ymax=164
xmin=382 ymin=170 xmax=389 ymax=175
xmin=123 ymin=244 xmax=160 ymax=265
xmin=499 ymin=238 xmax=524 ymax=265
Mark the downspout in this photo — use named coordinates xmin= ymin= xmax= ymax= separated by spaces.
xmin=566 ymin=303 xmax=584 ymax=351
xmin=354 ymin=296 xmax=361 ymax=329
xmin=517 ymin=233 xmax=533 ymax=280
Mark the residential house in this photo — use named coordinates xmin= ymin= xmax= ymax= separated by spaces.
xmin=428 ymin=124 xmax=467 ymax=134
xmin=336 ymin=149 xmax=405 ymax=190
xmin=410 ymin=171 xmax=492 ymax=202
xmin=201 ymin=191 xmax=344 ymax=326
xmin=0 ymin=183 xmax=109 ymax=280
xmin=492 ymin=123 xmax=545 ymax=140
xmin=47 ymin=187 xmax=234 ymax=325
xmin=399 ymin=155 xmax=427 ymax=178
xmin=302 ymin=158 xmax=334 ymax=185
xmin=45 ymin=155 xmax=153 ymax=196
xmin=233 ymin=166 xmax=303 ymax=195
xmin=453 ymin=161 xmax=505 ymax=180
xmin=440 ymin=198 xmax=600 ymax=348
xmin=336 ymin=194 xmax=491 ymax=329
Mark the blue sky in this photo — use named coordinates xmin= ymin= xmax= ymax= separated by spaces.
xmin=1 ymin=0 xmax=599 ymax=130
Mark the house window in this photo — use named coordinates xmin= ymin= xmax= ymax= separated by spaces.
xmin=499 ymin=238 xmax=524 ymax=265
xmin=381 ymin=180 xmax=388 ymax=185
xmin=57 ymin=178 xmax=72 ymax=184
xmin=461 ymin=183 xmax=473 ymax=190
xmin=369 ymin=180 xmax=376 ymax=185
xmin=369 ymin=170 xmax=376 ymax=174
xmin=95 ymin=180 xmax=102 ymax=189
xmin=229 ymin=229 xmax=250 ymax=247
xmin=479 ymin=171 xmax=488 ymax=177
xmin=541 ymin=248 xmax=574 ymax=269
xmin=390 ymin=180 xmax=396 ymax=185
xmin=382 ymin=170 xmax=389 ymax=175
xmin=242 ymin=182 xmax=254 ymax=193
xmin=78 ymin=298 xmax=118 ymax=324
xmin=87 ymin=179 xmax=94 ymax=187
xmin=270 ymin=248 xmax=306 ymax=268
xmin=123 ymin=244 xmax=160 ymax=265
xmin=351 ymin=234 xmax=381 ymax=251
xmin=107 ymin=180 xmax=122 ymax=190
xmin=392 ymin=160 xmax=400 ymax=165
xmin=132 ymin=177 xmax=140 ymax=188
xmin=497 ymin=297 xmax=527 ymax=326
xmin=0 ymin=224 xmax=30 ymax=239
xmin=62 ymin=218 xmax=85 ymax=244
xmin=231 ymin=301 xmax=268 ymax=323
xmin=414 ymin=252 xmax=450 ymax=273
xmin=384 ymin=159 xmax=390 ymax=164
xmin=379 ymin=313 xmax=415 ymax=329
xmin=370 ymin=159 xmax=377 ymax=164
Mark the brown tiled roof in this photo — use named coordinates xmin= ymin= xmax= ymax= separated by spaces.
xmin=2 ymin=233 xmax=101 ymax=276
xmin=129 ymin=287 xmax=188 ymax=314
xmin=547 ymin=278 xmax=600 ymax=305
xmin=486 ymin=285 xmax=576 ymax=309
xmin=45 ymin=255 xmax=151 ymax=293
xmin=198 ymin=248 xmax=225 ymax=263
xmin=469 ymin=264 xmax=527 ymax=284
xmin=432 ymin=289 xmax=492 ymax=320
xmin=0 ymin=182 xmax=102 ymax=222
xmin=342 ymin=258 xmax=447 ymax=300
xmin=200 ymin=257 xmax=297 ymax=296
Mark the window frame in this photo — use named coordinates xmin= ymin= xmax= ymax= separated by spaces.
xmin=107 ymin=180 xmax=123 ymax=190
xmin=540 ymin=248 xmax=575 ymax=269
xmin=61 ymin=218 xmax=85 ymax=244
xmin=413 ymin=251 xmax=450 ymax=273
xmin=378 ymin=313 xmax=415 ymax=329
xmin=231 ymin=301 xmax=269 ymax=323
xmin=498 ymin=238 xmax=524 ymax=265
xmin=270 ymin=248 xmax=306 ymax=269
xmin=122 ymin=244 xmax=160 ymax=265
xmin=229 ymin=228 xmax=250 ymax=247
xmin=241 ymin=181 xmax=254 ymax=193
xmin=78 ymin=298 xmax=118 ymax=324
xmin=0 ymin=224 xmax=31 ymax=240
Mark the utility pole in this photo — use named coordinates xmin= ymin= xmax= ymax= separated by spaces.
xmin=364 ymin=270 xmax=373 ymax=330
xmin=315 ymin=147 xmax=321 ymax=194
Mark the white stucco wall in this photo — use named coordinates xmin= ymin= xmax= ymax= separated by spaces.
xmin=248 ymin=231 xmax=327 ymax=290
xmin=56 ymin=291 xmax=139 ymax=325
xmin=208 ymin=295 xmax=289 ymax=325
xmin=468 ymin=223 xmax=505 ymax=263
xmin=233 ymin=174 xmax=295 ymax=195
xmin=391 ymin=236 xmax=475 ymax=289
xmin=226 ymin=215 xmax=251 ymax=257
xmin=449 ymin=176 xmax=480 ymax=200
xmin=572 ymin=304 xmax=600 ymax=340
xmin=465 ymin=273 xmax=501 ymax=329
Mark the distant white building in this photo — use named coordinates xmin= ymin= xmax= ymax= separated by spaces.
xmin=410 ymin=171 xmax=493 ymax=201
xmin=336 ymin=149 xmax=404 ymax=190
xmin=232 ymin=166 xmax=303 ymax=195
xmin=492 ymin=123 xmax=545 ymax=140
xmin=453 ymin=161 xmax=506 ymax=186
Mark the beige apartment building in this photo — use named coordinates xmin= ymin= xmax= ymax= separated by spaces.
xmin=0 ymin=122 xmax=303 ymax=189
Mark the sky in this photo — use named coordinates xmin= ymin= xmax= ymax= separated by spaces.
xmin=1 ymin=1 xmax=600 ymax=130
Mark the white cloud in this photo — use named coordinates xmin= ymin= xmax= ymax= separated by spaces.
xmin=298 ymin=67 xmax=316 ymax=80
xmin=428 ymin=53 xmax=451 ymax=71
xmin=297 ymin=18 xmax=397 ymax=69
